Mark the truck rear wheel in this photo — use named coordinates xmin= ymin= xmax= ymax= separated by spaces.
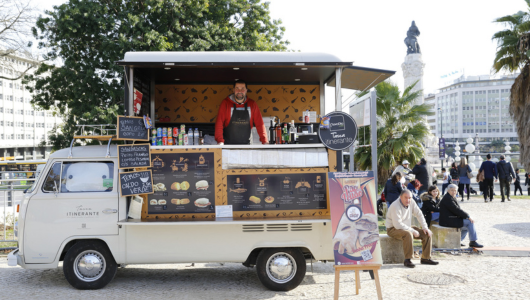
xmin=63 ymin=240 xmax=117 ymax=290
xmin=256 ymin=248 xmax=306 ymax=291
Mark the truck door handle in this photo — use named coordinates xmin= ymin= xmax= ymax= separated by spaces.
xmin=102 ymin=208 xmax=118 ymax=214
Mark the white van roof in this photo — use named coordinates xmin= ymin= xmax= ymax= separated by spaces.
xmin=51 ymin=145 xmax=118 ymax=159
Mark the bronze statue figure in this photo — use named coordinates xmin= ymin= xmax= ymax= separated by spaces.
xmin=404 ymin=21 xmax=421 ymax=54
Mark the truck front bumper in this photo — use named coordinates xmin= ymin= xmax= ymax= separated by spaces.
xmin=7 ymin=249 xmax=24 ymax=267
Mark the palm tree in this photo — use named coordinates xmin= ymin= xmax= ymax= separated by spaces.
xmin=492 ymin=4 xmax=530 ymax=171
xmin=354 ymin=81 xmax=434 ymax=185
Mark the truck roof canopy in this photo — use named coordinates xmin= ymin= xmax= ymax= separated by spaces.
xmin=117 ymin=51 xmax=394 ymax=90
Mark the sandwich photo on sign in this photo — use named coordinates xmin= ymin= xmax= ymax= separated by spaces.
xmin=328 ymin=171 xmax=382 ymax=265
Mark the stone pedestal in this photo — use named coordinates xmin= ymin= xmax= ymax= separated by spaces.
xmin=380 ymin=234 xmax=406 ymax=264
xmin=401 ymin=53 xmax=425 ymax=106
xmin=431 ymin=224 xmax=461 ymax=249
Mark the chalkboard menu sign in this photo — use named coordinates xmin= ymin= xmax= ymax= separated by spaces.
xmin=117 ymin=144 xmax=152 ymax=169
xmin=119 ymin=170 xmax=154 ymax=196
xmin=148 ymin=152 xmax=215 ymax=214
xmin=117 ymin=116 xmax=149 ymax=141
xmin=226 ymin=173 xmax=327 ymax=211
xmin=318 ymin=112 xmax=358 ymax=151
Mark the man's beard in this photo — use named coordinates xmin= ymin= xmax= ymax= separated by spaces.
xmin=235 ymin=93 xmax=245 ymax=101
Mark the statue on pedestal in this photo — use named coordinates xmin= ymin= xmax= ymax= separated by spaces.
xmin=404 ymin=21 xmax=421 ymax=55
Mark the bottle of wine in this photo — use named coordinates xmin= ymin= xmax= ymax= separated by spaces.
xmin=283 ymin=123 xmax=289 ymax=144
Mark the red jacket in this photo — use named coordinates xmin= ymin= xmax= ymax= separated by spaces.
xmin=215 ymin=95 xmax=268 ymax=144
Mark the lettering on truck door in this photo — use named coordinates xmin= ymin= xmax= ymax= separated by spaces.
xmin=24 ymin=161 xmax=119 ymax=264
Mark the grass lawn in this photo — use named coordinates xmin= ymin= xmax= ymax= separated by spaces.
xmin=0 ymin=225 xmax=17 ymax=250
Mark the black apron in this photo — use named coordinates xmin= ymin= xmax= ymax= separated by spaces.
xmin=223 ymin=103 xmax=251 ymax=144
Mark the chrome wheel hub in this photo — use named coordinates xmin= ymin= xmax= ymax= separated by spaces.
xmin=74 ymin=250 xmax=105 ymax=282
xmin=266 ymin=252 xmax=297 ymax=284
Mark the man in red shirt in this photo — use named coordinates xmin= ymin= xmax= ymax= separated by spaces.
xmin=215 ymin=80 xmax=268 ymax=145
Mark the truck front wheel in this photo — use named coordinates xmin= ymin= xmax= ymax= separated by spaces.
xmin=256 ymin=248 xmax=306 ymax=291
xmin=63 ymin=240 xmax=117 ymax=290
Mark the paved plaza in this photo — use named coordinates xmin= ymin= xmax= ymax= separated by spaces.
xmin=1 ymin=196 xmax=529 ymax=299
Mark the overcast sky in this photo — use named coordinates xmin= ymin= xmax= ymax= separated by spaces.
xmin=38 ymin=0 xmax=528 ymax=99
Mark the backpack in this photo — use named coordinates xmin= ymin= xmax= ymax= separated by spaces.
xmin=447 ymin=174 xmax=452 ymax=184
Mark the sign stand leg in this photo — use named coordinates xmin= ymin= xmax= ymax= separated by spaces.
xmin=333 ymin=264 xmax=382 ymax=300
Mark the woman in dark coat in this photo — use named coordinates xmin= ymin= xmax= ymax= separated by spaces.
xmin=420 ymin=185 xmax=441 ymax=227
xmin=383 ymin=171 xmax=404 ymax=208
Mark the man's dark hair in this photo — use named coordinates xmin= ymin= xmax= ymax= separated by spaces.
xmin=442 ymin=168 xmax=446 ymax=171
xmin=500 ymin=155 xmax=505 ymax=160
xmin=234 ymin=79 xmax=247 ymax=89
xmin=486 ymin=153 xmax=491 ymax=159
xmin=516 ymin=168 xmax=519 ymax=172
xmin=420 ymin=158 xmax=427 ymax=165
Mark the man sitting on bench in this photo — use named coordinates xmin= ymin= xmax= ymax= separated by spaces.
xmin=439 ymin=184 xmax=484 ymax=248
xmin=386 ymin=189 xmax=439 ymax=268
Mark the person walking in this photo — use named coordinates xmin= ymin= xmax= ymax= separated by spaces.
xmin=383 ymin=171 xmax=405 ymax=208
xmin=526 ymin=173 xmax=530 ymax=196
xmin=478 ymin=154 xmax=497 ymax=202
xmin=496 ymin=155 xmax=516 ymax=202
xmin=514 ymin=169 xmax=523 ymax=196
xmin=411 ymin=158 xmax=433 ymax=195
xmin=457 ymin=157 xmax=472 ymax=202
xmin=450 ymin=162 xmax=460 ymax=196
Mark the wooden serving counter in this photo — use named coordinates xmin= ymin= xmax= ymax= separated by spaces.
xmin=141 ymin=145 xmax=337 ymax=221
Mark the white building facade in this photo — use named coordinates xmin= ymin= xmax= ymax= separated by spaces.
xmin=435 ymin=74 xmax=518 ymax=152
xmin=0 ymin=53 xmax=61 ymax=160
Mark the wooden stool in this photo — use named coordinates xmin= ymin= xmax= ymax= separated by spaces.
xmin=334 ymin=264 xmax=382 ymax=300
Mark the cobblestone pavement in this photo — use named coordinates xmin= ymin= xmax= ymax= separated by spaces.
xmin=1 ymin=197 xmax=529 ymax=299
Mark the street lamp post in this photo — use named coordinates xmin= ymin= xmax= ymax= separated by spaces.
xmin=439 ymin=107 xmax=443 ymax=170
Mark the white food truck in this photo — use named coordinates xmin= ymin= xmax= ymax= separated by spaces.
xmin=8 ymin=52 xmax=393 ymax=290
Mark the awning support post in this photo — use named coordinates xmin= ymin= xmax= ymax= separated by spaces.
xmin=370 ymin=90 xmax=378 ymax=187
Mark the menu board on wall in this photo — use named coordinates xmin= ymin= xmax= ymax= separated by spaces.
xmin=148 ymin=152 xmax=215 ymax=214
xmin=133 ymin=70 xmax=150 ymax=117
xmin=226 ymin=173 xmax=327 ymax=211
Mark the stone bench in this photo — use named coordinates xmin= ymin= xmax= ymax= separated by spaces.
xmin=379 ymin=234 xmax=405 ymax=264
xmin=431 ymin=224 xmax=461 ymax=249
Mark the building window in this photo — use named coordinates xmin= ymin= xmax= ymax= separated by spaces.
xmin=16 ymin=134 xmax=23 ymax=139
xmin=26 ymin=110 xmax=34 ymax=115
xmin=26 ymin=134 xmax=32 ymax=139
xmin=16 ymin=109 xmax=24 ymax=115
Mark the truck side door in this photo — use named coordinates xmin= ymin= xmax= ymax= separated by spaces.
xmin=24 ymin=160 xmax=119 ymax=264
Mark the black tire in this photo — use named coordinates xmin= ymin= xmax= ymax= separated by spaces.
xmin=377 ymin=199 xmax=384 ymax=216
xmin=256 ymin=248 xmax=306 ymax=291
xmin=63 ymin=240 xmax=117 ymax=290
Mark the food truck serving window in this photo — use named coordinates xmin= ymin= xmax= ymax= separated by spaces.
xmin=60 ymin=162 xmax=114 ymax=193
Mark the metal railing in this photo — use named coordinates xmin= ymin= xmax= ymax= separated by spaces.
xmin=1 ymin=173 xmax=35 ymax=243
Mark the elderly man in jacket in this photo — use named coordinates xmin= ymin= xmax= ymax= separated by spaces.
xmin=385 ymin=189 xmax=438 ymax=268
xmin=496 ymin=155 xmax=516 ymax=202
xmin=439 ymin=184 xmax=484 ymax=248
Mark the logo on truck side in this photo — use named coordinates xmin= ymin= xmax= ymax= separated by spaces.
xmin=66 ymin=205 xmax=99 ymax=218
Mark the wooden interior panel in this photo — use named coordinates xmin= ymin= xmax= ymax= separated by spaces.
xmin=155 ymin=84 xmax=320 ymax=124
